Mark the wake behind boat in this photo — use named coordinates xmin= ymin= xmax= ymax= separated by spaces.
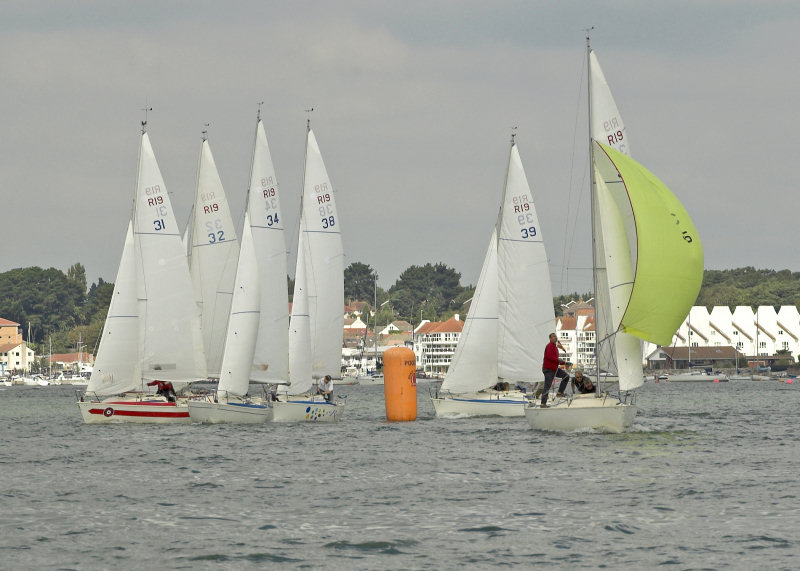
xmin=432 ymin=133 xmax=553 ymax=417
xmin=524 ymin=37 xmax=703 ymax=433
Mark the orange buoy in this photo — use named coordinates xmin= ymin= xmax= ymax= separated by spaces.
xmin=383 ymin=346 xmax=417 ymax=421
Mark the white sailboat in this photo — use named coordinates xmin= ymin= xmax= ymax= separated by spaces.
xmin=78 ymin=124 xmax=207 ymax=423
xmin=432 ymin=134 xmax=554 ymax=417
xmin=188 ymin=213 xmax=272 ymax=422
xmin=524 ymin=37 xmax=704 ymax=432
xmin=189 ymin=115 xmax=289 ymax=423
xmin=273 ymin=122 xmax=344 ymax=422
xmin=186 ymin=134 xmax=239 ymax=378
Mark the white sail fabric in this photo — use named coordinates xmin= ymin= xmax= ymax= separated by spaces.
xmin=134 ymin=132 xmax=207 ymax=386
xmin=288 ymin=229 xmax=313 ymax=395
xmin=87 ymin=222 xmax=141 ymax=395
xmin=248 ymin=120 xmax=289 ymax=383
xmin=217 ymin=213 xmax=260 ymax=397
xmin=497 ymin=143 xmax=554 ymax=384
xmin=590 ymin=48 xmax=641 ymax=387
xmin=301 ymin=129 xmax=344 ymax=379
xmin=441 ymin=230 xmax=499 ymax=393
xmin=188 ymin=139 xmax=239 ymax=377
xmin=589 ymin=50 xmax=630 ymax=157
xmin=594 ymin=163 xmax=643 ymax=390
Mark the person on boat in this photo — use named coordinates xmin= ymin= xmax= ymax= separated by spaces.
xmin=540 ymin=333 xmax=571 ymax=408
xmin=317 ymin=375 xmax=334 ymax=403
xmin=571 ymin=369 xmax=595 ymax=394
xmin=147 ymin=380 xmax=176 ymax=402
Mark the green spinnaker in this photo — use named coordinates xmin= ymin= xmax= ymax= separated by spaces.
xmin=596 ymin=142 xmax=704 ymax=346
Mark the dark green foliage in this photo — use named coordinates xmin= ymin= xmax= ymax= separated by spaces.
xmin=344 ymin=262 xmax=380 ymax=303
xmin=695 ymin=267 xmax=800 ymax=309
xmin=388 ymin=263 xmax=464 ymax=322
xmin=6 ymin=264 xmax=800 ymax=358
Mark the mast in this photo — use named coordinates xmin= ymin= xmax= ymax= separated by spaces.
xmin=586 ymin=31 xmax=601 ymax=396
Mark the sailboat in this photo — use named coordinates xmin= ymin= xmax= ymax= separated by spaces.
xmin=77 ymin=123 xmax=207 ymax=423
xmin=431 ymin=134 xmax=555 ymax=417
xmin=272 ymin=121 xmax=344 ymax=422
xmin=524 ymin=37 xmax=704 ymax=432
xmin=188 ymin=114 xmax=290 ymax=423
xmin=186 ymin=134 xmax=239 ymax=378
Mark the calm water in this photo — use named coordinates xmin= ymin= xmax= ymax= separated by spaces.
xmin=0 ymin=380 xmax=797 ymax=569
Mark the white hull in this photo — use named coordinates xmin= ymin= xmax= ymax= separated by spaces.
xmin=188 ymin=398 xmax=272 ymax=424
xmin=661 ymin=372 xmax=729 ymax=382
xmin=271 ymin=397 xmax=344 ymax=422
xmin=432 ymin=391 xmax=527 ymax=418
xmin=524 ymin=393 xmax=636 ymax=433
xmin=355 ymin=374 xmax=384 ymax=386
xmin=77 ymin=395 xmax=191 ymax=424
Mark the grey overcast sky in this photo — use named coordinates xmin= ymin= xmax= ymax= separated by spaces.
xmin=2 ymin=1 xmax=798 ymax=295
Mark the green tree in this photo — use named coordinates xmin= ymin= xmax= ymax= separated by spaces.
xmin=344 ymin=262 xmax=378 ymax=303
xmin=388 ymin=263 xmax=464 ymax=321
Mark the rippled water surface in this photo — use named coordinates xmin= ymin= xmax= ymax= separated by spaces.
xmin=0 ymin=380 xmax=798 ymax=569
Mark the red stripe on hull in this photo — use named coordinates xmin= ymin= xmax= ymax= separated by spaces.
xmin=104 ymin=401 xmax=177 ymax=407
xmin=88 ymin=407 xmax=189 ymax=418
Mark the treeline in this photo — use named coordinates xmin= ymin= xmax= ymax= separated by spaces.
xmin=0 ymin=264 xmax=112 ymax=356
xmin=3 ymin=264 xmax=798 ymax=357
xmin=696 ymin=267 xmax=800 ymax=308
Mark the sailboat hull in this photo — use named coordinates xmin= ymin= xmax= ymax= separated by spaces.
xmin=271 ymin=397 xmax=344 ymax=422
xmin=523 ymin=393 xmax=636 ymax=433
xmin=188 ymin=398 xmax=273 ymax=424
xmin=77 ymin=396 xmax=191 ymax=424
xmin=355 ymin=374 xmax=383 ymax=386
xmin=432 ymin=391 xmax=527 ymax=418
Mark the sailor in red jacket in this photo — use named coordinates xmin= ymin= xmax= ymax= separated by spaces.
xmin=147 ymin=380 xmax=177 ymax=402
xmin=540 ymin=332 xmax=571 ymax=408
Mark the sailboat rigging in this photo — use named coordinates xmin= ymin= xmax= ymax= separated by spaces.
xmin=524 ymin=35 xmax=704 ymax=432
xmin=431 ymin=130 xmax=555 ymax=417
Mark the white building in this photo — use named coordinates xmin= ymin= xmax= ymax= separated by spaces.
xmin=0 ymin=341 xmax=35 ymax=374
xmin=414 ymin=315 xmax=463 ymax=377
xmin=647 ymin=305 xmax=800 ymax=364
xmin=556 ymin=303 xmax=800 ymax=369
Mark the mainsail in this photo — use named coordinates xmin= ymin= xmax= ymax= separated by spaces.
xmin=187 ymin=138 xmax=238 ymax=377
xmin=442 ymin=138 xmax=553 ymax=393
xmin=248 ymin=119 xmax=289 ymax=383
xmin=90 ymin=130 xmax=207 ymax=394
xmin=134 ymin=132 xmax=207 ymax=386
xmin=300 ymin=128 xmax=344 ymax=379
